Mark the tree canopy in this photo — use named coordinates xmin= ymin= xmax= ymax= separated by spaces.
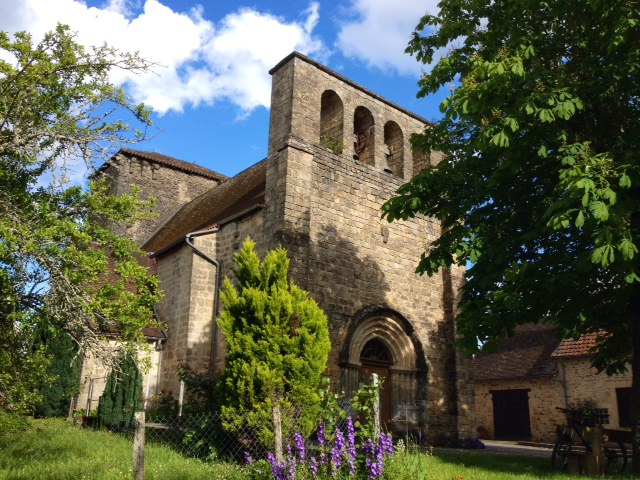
xmin=382 ymin=0 xmax=639 ymax=471
xmin=218 ymin=238 xmax=331 ymax=457
xmin=0 ymin=25 xmax=162 ymax=413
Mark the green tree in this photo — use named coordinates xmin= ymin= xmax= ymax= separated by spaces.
xmin=382 ymin=1 xmax=640 ymax=472
xmin=33 ymin=325 xmax=81 ymax=418
xmin=0 ymin=25 xmax=162 ymax=414
xmin=98 ymin=351 xmax=143 ymax=430
xmin=218 ymin=238 xmax=331 ymax=460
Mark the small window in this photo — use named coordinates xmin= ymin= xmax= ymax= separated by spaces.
xmin=616 ymin=387 xmax=632 ymax=428
xmin=595 ymin=408 xmax=610 ymax=425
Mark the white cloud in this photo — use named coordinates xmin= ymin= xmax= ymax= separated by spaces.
xmin=0 ymin=0 xmax=327 ymax=115
xmin=335 ymin=0 xmax=439 ymax=76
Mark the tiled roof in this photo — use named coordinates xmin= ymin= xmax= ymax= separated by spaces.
xmin=473 ymin=324 xmax=560 ymax=381
xmin=142 ymin=159 xmax=267 ymax=253
xmin=112 ymin=148 xmax=229 ymax=182
xmin=552 ymin=331 xmax=604 ymax=358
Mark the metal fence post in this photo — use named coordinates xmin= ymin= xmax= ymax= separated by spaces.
xmin=133 ymin=411 xmax=145 ymax=480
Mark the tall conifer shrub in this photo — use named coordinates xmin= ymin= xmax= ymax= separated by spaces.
xmin=33 ymin=326 xmax=81 ymax=418
xmin=98 ymin=351 xmax=143 ymax=429
xmin=218 ymin=238 xmax=331 ymax=457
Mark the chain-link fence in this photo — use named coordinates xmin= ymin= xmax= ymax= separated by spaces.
xmin=141 ymin=411 xmax=263 ymax=462
xmin=88 ymin=408 xmax=320 ymax=463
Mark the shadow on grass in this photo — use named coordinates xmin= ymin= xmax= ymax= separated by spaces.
xmin=432 ymin=449 xmax=635 ymax=479
xmin=434 ymin=450 xmax=556 ymax=476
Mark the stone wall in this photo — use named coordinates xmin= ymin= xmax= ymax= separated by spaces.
xmin=154 ymin=211 xmax=265 ymax=398
xmin=474 ymin=358 xmax=633 ymax=442
xmin=100 ymin=153 xmax=221 ymax=245
xmin=474 ymin=378 xmax=565 ymax=442
xmin=559 ymin=357 xmax=632 ymax=430
xmin=74 ymin=340 xmax=162 ymax=415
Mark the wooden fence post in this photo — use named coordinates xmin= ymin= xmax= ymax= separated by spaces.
xmin=584 ymin=426 xmax=604 ymax=476
xmin=273 ymin=402 xmax=283 ymax=463
xmin=133 ymin=411 xmax=145 ymax=480
xmin=372 ymin=373 xmax=380 ymax=440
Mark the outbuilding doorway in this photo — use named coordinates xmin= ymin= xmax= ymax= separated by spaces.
xmin=491 ymin=389 xmax=532 ymax=440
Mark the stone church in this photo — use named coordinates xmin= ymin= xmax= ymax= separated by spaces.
xmin=84 ymin=52 xmax=475 ymax=443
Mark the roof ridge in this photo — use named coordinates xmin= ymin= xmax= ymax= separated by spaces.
xmin=116 ymin=147 xmax=229 ymax=181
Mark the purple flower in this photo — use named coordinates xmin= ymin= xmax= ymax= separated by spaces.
xmin=267 ymin=452 xmax=286 ymax=480
xmin=317 ymin=423 xmax=326 ymax=446
xmin=346 ymin=417 xmax=357 ymax=475
xmin=330 ymin=429 xmax=345 ymax=473
xmin=380 ymin=433 xmax=394 ymax=455
xmin=362 ymin=438 xmax=375 ymax=456
xmin=310 ymin=456 xmax=318 ymax=476
xmin=244 ymin=451 xmax=253 ymax=465
xmin=366 ymin=457 xmax=383 ymax=480
xmin=287 ymin=457 xmax=297 ymax=480
xmin=294 ymin=432 xmax=306 ymax=462
xmin=320 ymin=452 xmax=327 ymax=465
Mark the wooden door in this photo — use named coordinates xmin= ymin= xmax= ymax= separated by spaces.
xmin=491 ymin=389 xmax=532 ymax=440
xmin=359 ymin=338 xmax=394 ymax=428
xmin=359 ymin=364 xmax=392 ymax=427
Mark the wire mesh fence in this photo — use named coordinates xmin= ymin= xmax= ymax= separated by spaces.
xmin=85 ymin=408 xmax=319 ymax=463
xmin=144 ymin=411 xmax=263 ymax=462
xmin=70 ymin=373 xmax=430 ymax=471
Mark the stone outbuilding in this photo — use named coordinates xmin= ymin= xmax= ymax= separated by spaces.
xmin=474 ymin=325 xmax=632 ymax=442
xmin=84 ymin=52 xmax=476 ymax=443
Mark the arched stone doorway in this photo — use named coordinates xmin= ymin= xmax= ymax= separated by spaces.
xmin=340 ymin=308 xmax=427 ymax=434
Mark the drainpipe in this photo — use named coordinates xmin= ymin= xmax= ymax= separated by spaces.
xmin=185 ymin=228 xmax=220 ymax=377
xmin=558 ymin=358 xmax=569 ymax=407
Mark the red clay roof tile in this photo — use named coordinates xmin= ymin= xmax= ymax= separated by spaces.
xmin=552 ymin=331 xmax=605 ymax=358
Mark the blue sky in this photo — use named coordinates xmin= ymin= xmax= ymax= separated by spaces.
xmin=1 ymin=0 xmax=447 ymax=178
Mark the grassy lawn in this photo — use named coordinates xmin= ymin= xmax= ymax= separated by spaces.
xmin=0 ymin=419 xmax=636 ymax=479
xmin=386 ymin=449 xmax=637 ymax=480
xmin=0 ymin=418 xmax=244 ymax=480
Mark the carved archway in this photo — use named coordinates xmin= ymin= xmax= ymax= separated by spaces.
xmin=339 ymin=307 xmax=427 ymax=433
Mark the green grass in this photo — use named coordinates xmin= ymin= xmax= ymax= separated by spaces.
xmin=0 ymin=418 xmax=244 ymax=480
xmin=0 ymin=419 xmax=636 ymax=479
xmin=385 ymin=449 xmax=637 ymax=480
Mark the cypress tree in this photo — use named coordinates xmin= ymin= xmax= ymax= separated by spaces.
xmin=98 ymin=351 xmax=143 ymax=430
xmin=33 ymin=326 xmax=81 ymax=418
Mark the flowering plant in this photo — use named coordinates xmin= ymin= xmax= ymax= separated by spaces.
xmin=251 ymin=417 xmax=394 ymax=479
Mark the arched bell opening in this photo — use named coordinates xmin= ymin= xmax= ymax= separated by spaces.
xmin=383 ymin=121 xmax=404 ymax=178
xmin=320 ymin=90 xmax=344 ymax=154
xmin=353 ymin=106 xmax=375 ymax=166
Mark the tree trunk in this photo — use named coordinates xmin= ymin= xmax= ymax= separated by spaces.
xmin=273 ymin=402 xmax=283 ymax=464
xmin=631 ymin=302 xmax=640 ymax=475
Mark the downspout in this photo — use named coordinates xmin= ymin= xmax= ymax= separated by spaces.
xmin=185 ymin=228 xmax=221 ymax=377
xmin=558 ymin=357 xmax=569 ymax=408
xmin=155 ymin=339 xmax=163 ymax=396
xmin=149 ymin=305 xmax=166 ymax=405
